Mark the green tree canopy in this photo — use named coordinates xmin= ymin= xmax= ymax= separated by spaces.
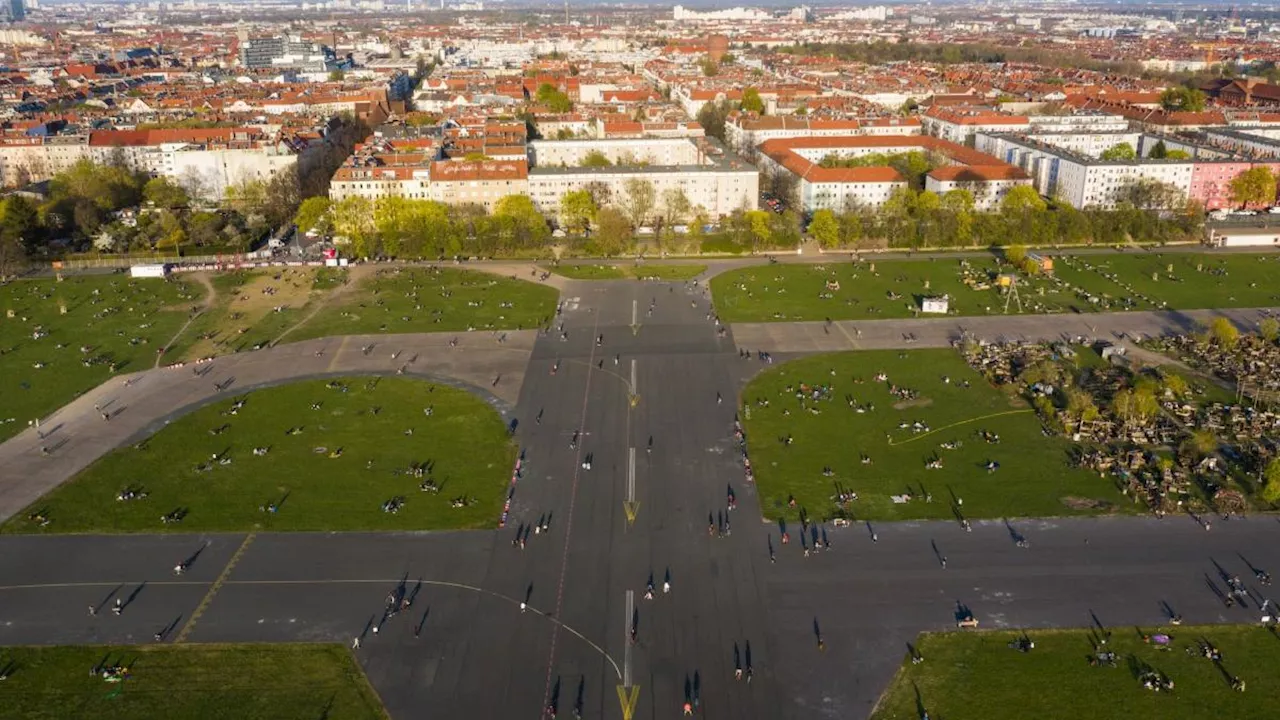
xmin=808 ymin=209 xmax=839 ymax=248
xmin=294 ymin=196 xmax=332 ymax=235
xmin=1099 ymin=142 xmax=1137 ymax=161
xmin=558 ymin=189 xmax=597 ymax=235
xmin=740 ymin=87 xmax=765 ymax=114
xmin=535 ymin=83 xmax=573 ymax=113
xmin=1159 ymin=86 xmax=1206 ymax=112
xmin=1228 ymin=167 xmax=1278 ymax=208
xmin=581 ymin=150 xmax=612 ymax=168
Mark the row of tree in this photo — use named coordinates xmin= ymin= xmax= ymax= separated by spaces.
xmin=800 ymin=185 xmax=1204 ymax=250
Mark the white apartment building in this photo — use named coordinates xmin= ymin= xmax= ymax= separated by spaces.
xmin=528 ymin=138 xmax=703 ymax=168
xmin=529 ymin=164 xmax=756 ymax=219
xmin=978 ymin=133 xmax=1193 ymax=209
xmin=0 ymin=130 xmax=302 ymax=199
xmin=923 ymin=166 xmax=1033 ymax=211
xmin=724 ymin=116 xmax=921 ymax=153
xmin=976 ymin=131 xmax=1143 ymax=160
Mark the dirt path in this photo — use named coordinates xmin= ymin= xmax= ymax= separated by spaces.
xmin=154 ymin=272 xmax=217 ymax=369
xmin=270 ymin=265 xmax=371 ymax=346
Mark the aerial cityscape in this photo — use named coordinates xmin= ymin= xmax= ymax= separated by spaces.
xmin=2 ymin=1 xmax=1280 ymax=718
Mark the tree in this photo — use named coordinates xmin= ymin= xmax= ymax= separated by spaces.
xmin=1112 ymin=387 xmax=1158 ymax=427
xmin=745 ymin=209 xmax=771 ymax=250
xmin=1115 ymin=177 xmax=1187 ymax=212
xmin=1259 ymin=316 xmax=1280 ymax=343
xmin=594 ymin=207 xmax=632 ymax=256
xmin=696 ymin=99 xmax=733 ymax=142
xmin=1209 ymin=316 xmax=1240 ymax=347
xmin=559 ymin=189 xmax=597 ymax=235
xmin=493 ymin=194 xmax=550 ymax=247
xmin=0 ymin=195 xmax=39 ymax=252
xmin=1159 ymin=86 xmax=1206 ymax=112
xmin=1148 ymin=139 xmax=1169 ymax=159
xmin=1099 ymin=142 xmax=1137 ymax=161
xmin=535 ymin=83 xmax=573 ymax=113
xmin=294 ymin=197 xmax=332 ymax=235
xmin=1004 ymin=244 xmax=1028 ymax=265
xmin=808 ymin=209 xmax=839 ymax=248
xmin=659 ymin=187 xmax=691 ymax=240
xmin=1262 ymin=458 xmax=1280 ymax=505
xmin=143 ymin=176 xmax=189 ymax=210
xmin=740 ymin=87 xmax=765 ymax=114
xmin=1065 ymin=387 xmax=1100 ymax=424
xmin=699 ymin=57 xmax=719 ymax=77
xmin=581 ymin=150 xmax=612 ymax=168
xmin=1166 ymin=149 xmax=1191 ymax=160
xmin=620 ymin=178 xmax=656 ymax=229
xmin=328 ymin=69 xmax=345 ymax=82
xmin=1001 ymin=185 xmax=1047 ymax=214
xmin=330 ymin=196 xmax=376 ymax=257
xmin=941 ymin=188 xmax=974 ymax=213
xmin=0 ymin=235 xmax=26 ymax=276
xmin=1228 ymin=167 xmax=1278 ymax=208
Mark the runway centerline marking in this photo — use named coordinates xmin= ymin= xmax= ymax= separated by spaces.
xmin=623 ymin=589 xmax=634 ymax=688
xmin=175 ymin=532 xmax=256 ymax=643
xmin=542 ymin=306 xmax=601 ymax=711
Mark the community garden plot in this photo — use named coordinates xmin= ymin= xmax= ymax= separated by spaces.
xmin=0 ymin=274 xmax=204 ymax=443
xmin=294 ymin=266 xmax=559 ymax=340
xmin=2 ymin=377 xmax=514 ymax=533
xmin=0 ymin=644 xmax=385 ymax=720
xmin=873 ymin=626 xmax=1280 ymax=720
xmin=741 ymin=350 xmax=1127 ymax=522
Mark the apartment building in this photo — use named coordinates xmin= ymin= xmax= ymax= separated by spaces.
xmin=528 ymin=138 xmax=704 ymax=168
xmin=924 ymin=165 xmax=1033 ymax=211
xmin=0 ymin=128 xmax=305 ymax=198
xmin=758 ymin=135 xmax=1023 ymax=212
xmin=724 ymin=115 xmax=921 ymax=153
xmin=427 ymin=160 xmax=530 ymax=212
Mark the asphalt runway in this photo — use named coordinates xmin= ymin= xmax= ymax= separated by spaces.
xmin=4 ymin=274 xmax=1280 ymax=720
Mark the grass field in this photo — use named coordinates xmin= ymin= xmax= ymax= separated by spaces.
xmin=0 ymin=274 xmax=204 ymax=443
xmin=292 ymin=266 xmax=558 ymax=340
xmin=2 ymin=377 xmax=515 ymax=533
xmin=0 ymin=643 xmax=385 ymax=720
xmin=741 ymin=350 xmax=1128 ymax=521
xmin=873 ymin=626 xmax=1280 ymax=720
xmin=711 ymin=251 xmax=1280 ymax=323
xmin=544 ymin=263 xmax=707 ymax=281
xmin=162 ymin=268 xmax=349 ymax=362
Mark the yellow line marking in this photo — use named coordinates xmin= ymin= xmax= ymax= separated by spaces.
xmin=623 ymin=501 xmax=640 ymax=525
xmin=833 ymin=321 xmax=859 ymax=348
xmin=616 ymin=684 xmax=641 ymax=720
xmin=174 ymin=532 xmax=256 ymax=643
xmin=326 ymin=336 xmax=350 ymax=373
xmin=886 ymin=409 xmax=1035 ymax=446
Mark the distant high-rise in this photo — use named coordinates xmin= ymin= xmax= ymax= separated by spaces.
xmin=2 ymin=0 xmax=25 ymax=22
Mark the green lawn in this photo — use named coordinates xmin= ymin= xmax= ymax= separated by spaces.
xmin=544 ymin=263 xmax=707 ymax=281
xmin=292 ymin=267 xmax=557 ymax=340
xmin=741 ymin=350 xmax=1127 ymax=521
xmin=0 ymin=274 xmax=204 ymax=442
xmin=2 ymin=377 xmax=515 ymax=533
xmin=711 ymin=251 xmax=1280 ymax=323
xmin=873 ymin=626 xmax=1280 ymax=720
xmin=0 ymin=644 xmax=385 ymax=720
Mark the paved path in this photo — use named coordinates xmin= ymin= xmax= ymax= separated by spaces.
xmin=4 ymin=273 xmax=1280 ymax=720
xmin=731 ymin=305 xmax=1275 ymax=354
xmin=0 ymin=331 xmax=535 ymax=524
